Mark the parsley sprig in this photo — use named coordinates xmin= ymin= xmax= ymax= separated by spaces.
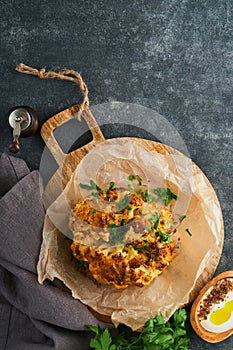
xmin=87 ymin=309 xmax=191 ymax=350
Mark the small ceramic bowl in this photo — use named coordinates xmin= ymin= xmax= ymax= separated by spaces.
xmin=190 ymin=271 xmax=233 ymax=343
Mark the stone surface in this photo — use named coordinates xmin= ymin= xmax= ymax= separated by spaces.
xmin=0 ymin=0 xmax=232 ymax=348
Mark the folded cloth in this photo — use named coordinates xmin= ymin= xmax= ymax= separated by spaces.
xmin=0 ymin=153 xmax=109 ymax=350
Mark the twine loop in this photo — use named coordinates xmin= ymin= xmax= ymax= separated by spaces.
xmin=38 ymin=68 xmax=46 ymax=78
xmin=16 ymin=63 xmax=89 ymax=118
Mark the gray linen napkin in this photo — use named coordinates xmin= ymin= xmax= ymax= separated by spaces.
xmin=0 ymin=153 xmax=109 ymax=350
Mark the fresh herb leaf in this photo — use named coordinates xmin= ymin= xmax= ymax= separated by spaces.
xmin=90 ymin=180 xmax=101 ymax=191
xmin=137 ymin=175 xmax=142 ymax=185
xmin=109 ymin=224 xmax=127 ymax=246
xmin=120 ymin=219 xmax=126 ymax=226
xmin=105 ymin=181 xmax=115 ymax=193
xmin=88 ymin=309 xmax=191 ymax=350
xmin=174 ymin=308 xmax=187 ymax=326
xmin=154 ymin=215 xmax=160 ymax=229
xmin=185 ymin=228 xmax=192 ymax=237
xmin=137 ymin=245 xmax=151 ymax=252
xmin=87 ymin=325 xmax=99 ymax=334
xmin=91 ymin=192 xmax=101 ymax=199
xmin=80 ymin=180 xmax=101 ymax=191
xmin=149 ymin=214 xmax=159 ymax=222
xmin=149 ymin=214 xmax=160 ymax=230
xmin=128 ymin=174 xmax=136 ymax=181
xmin=71 ymin=256 xmax=88 ymax=270
xmin=90 ymin=328 xmax=116 ymax=350
xmin=149 ymin=194 xmax=158 ymax=202
xmin=158 ymin=231 xmax=172 ymax=243
xmin=76 ymin=260 xmax=89 ymax=270
xmin=153 ymin=187 xmax=178 ymax=206
xmin=117 ymin=194 xmax=130 ymax=212
xmin=128 ymin=183 xmax=135 ymax=192
xmin=165 ymin=188 xmax=178 ymax=206
xmin=79 ymin=183 xmax=94 ymax=190
xmin=144 ymin=189 xmax=149 ymax=202
xmin=179 ymin=215 xmax=186 ymax=222
xmin=125 ymin=205 xmax=132 ymax=210
xmin=90 ymin=209 xmax=97 ymax=215
xmin=153 ymin=187 xmax=167 ymax=201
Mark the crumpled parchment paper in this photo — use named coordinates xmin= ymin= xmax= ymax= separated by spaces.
xmin=37 ymin=139 xmax=223 ymax=331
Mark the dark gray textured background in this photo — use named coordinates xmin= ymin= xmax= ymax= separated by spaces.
xmin=0 ymin=0 xmax=232 ymax=349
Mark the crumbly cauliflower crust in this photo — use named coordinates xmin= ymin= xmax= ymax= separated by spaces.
xmin=69 ymin=188 xmax=176 ymax=288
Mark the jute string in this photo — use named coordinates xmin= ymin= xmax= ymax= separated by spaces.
xmin=16 ymin=63 xmax=89 ymax=120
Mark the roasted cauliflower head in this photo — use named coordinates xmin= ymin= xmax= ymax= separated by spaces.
xmin=69 ymin=182 xmax=177 ymax=289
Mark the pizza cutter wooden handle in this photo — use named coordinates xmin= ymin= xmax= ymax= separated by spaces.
xmin=40 ymin=104 xmax=105 ymax=167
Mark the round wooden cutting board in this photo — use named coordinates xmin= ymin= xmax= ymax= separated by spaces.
xmin=40 ymin=104 xmax=224 ymax=315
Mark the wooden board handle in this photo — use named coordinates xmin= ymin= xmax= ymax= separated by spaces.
xmin=41 ymin=104 xmax=105 ymax=167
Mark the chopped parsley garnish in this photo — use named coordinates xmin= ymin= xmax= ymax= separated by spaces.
xmin=153 ymin=187 xmax=167 ymax=200
xmin=90 ymin=209 xmax=97 ymax=215
xmin=149 ymin=194 xmax=157 ymax=202
xmin=153 ymin=187 xmax=178 ymax=206
xmin=105 ymin=181 xmax=115 ymax=193
xmin=137 ymin=175 xmax=142 ymax=185
xmin=90 ymin=180 xmax=101 ymax=191
xmin=179 ymin=215 xmax=186 ymax=222
xmin=91 ymin=192 xmax=101 ymax=199
xmin=154 ymin=215 xmax=160 ymax=229
xmin=144 ymin=189 xmax=149 ymax=202
xmin=76 ymin=260 xmax=89 ymax=270
xmin=185 ymin=228 xmax=192 ymax=236
xmin=149 ymin=214 xmax=161 ymax=230
xmin=129 ymin=174 xmax=143 ymax=185
xmin=165 ymin=188 xmax=178 ymax=205
xmin=80 ymin=180 xmax=101 ymax=191
xmin=149 ymin=214 xmax=160 ymax=222
xmin=128 ymin=183 xmax=135 ymax=192
xmin=79 ymin=183 xmax=94 ymax=191
xmin=157 ymin=231 xmax=172 ymax=243
xmin=128 ymin=174 xmax=136 ymax=181
xmin=120 ymin=218 xmax=126 ymax=226
xmin=125 ymin=205 xmax=132 ymax=210
xmin=71 ymin=256 xmax=88 ymax=270
xmin=117 ymin=194 xmax=130 ymax=212
xmin=109 ymin=224 xmax=127 ymax=245
xmin=137 ymin=245 xmax=152 ymax=252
